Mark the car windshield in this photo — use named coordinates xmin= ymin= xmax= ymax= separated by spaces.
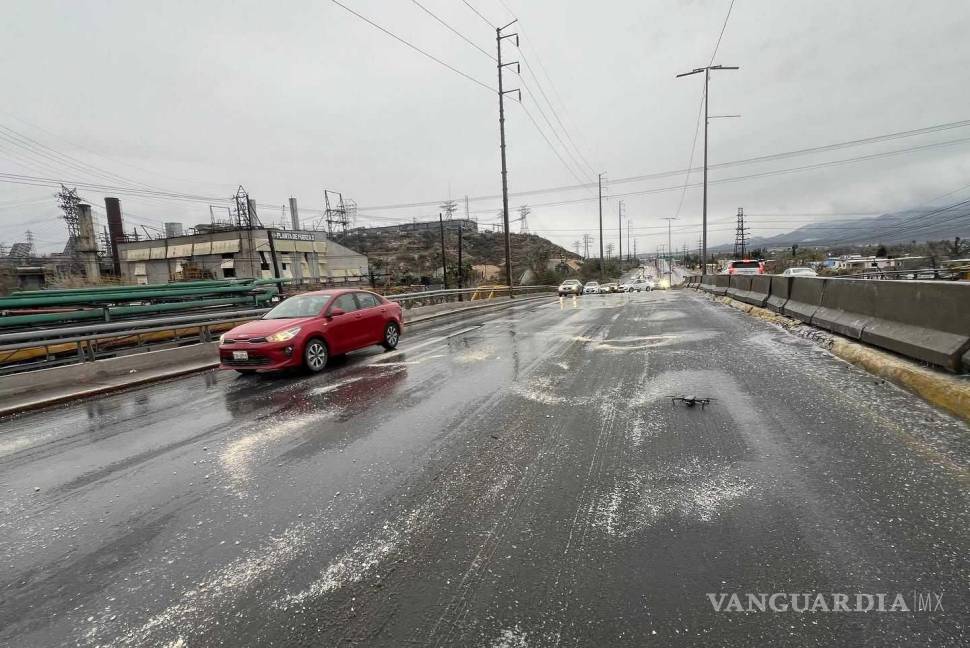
xmin=562 ymin=280 xmax=580 ymax=285
xmin=732 ymin=261 xmax=761 ymax=269
xmin=263 ymin=294 xmax=330 ymax=319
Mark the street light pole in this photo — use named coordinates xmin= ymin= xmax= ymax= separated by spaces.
xmin=676 ymin=64 xmax=738 ymax=274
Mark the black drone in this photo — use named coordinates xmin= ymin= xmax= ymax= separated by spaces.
xmin=667 ymin=395 xmax=715 ymax=409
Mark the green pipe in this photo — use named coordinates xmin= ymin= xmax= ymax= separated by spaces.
xmin=0 ymin=290 xmax=277 ymax=328
xmin=0 ymin=284 xmax=269 ymax=309
xmin=6 ymin=279 xmax=254 ymax=299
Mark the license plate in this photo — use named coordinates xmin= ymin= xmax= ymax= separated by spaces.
xmin=232 ymin=351 xmax=249 ymax=361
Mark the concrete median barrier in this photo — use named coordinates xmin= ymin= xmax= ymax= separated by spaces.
xmin=713 ymin=274 xmax=731 ymax=296
xmin=780 ymin=277 xmax=825 ymax=323
xmin=811 ymin=278 xmax=876 ymax=339
xmin=726 ymin=275 xmax=751 ymax=301
xmin=733 ymin=275 xmax=771 ymax=308
xmin=698 ymin=275 xmax=717 ymax=292
xmin=857 ymin=281 xmax=970 ymax=372
xmin=767 ymin=275 xmax=790 ymax=312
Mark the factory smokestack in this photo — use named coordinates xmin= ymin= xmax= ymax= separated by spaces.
xmin=289 ymin=197 xmax=300 ymax=230
xmin=105 ymin=197 xmax=124 ymax=276
xmin=76 ymin=204 xmax=101 ymax=281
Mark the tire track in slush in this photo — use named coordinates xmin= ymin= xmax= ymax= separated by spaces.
xmin=423 ymin=319 xmax=611 ymax=646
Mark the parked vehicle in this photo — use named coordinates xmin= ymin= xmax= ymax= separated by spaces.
xmin=724 ymin=259 xmax=766 ymax=275
xmin=558 ymin=279 xmax=583 ymax=296
xmin=583 ymin=281 xmax=601 ymax=294
xmin=218 ymin=289 xmax=403 ymax=374
xmin=781 ymin=267 xmax=818 ymax=277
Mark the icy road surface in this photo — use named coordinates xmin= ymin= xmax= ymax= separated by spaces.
xmin=1 ymin=291 xmax=967 ymax=646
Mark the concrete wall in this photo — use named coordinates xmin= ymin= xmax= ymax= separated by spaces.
xmin=692 ymin=275 xmax=970 ymax=372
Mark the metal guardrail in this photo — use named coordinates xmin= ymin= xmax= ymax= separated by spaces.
xmin=836 ymin=268 xmax=964 ymax=280
xmin=386 ymin=285 xmax=553 ymax=308
xmin=0 ymin=285 xmax=556 ymax=374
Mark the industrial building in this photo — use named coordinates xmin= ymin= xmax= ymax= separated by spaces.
xmin=116 ymin=227 xmax=368 ymax=285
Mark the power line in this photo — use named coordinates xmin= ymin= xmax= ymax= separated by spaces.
xmin=516 ymin=43 xmax=596 ymax=180
xmin=359 ymin=133 xmax=970 ymax=212
xmin=329 ymin=0 xmax=495 ymax=93
xmin=673 ymin=0 xmax=736 ymax=221
xmin=460 ymin=0 xmax=496 ymax=28
xmin=409 ymin=0 xmax=494 ymax=60
xmin=709 ymin=0 xmax=737 ymax=64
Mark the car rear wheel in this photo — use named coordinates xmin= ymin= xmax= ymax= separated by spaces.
xmin=303 ymin=338 xmax=328 ymax=373
xmin=382 ymin=322 xmax=400 ymax=350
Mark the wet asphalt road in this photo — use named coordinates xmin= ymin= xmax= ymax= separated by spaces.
xmin=1 ymin=291 xmax=968 ymax=647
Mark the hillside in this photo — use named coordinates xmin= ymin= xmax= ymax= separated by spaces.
xmin=716 ymin=204 xmax=970 ymax=250
xmin=334 ymin=225 xmax=581 ymax=284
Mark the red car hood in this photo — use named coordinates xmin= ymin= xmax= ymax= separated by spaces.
xmin=226 ymin=317 xmax=313 ymax=339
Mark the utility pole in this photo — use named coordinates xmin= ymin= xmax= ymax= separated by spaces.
xmin=617 ymin=200 xmax=624 ymax=270
xmin=457 ymin=222 xmax=464 ymax=300
xmin=439 ymin=212 xmax=448 ymax=289
xmin=598 ymin=173 xmax=605 ymax=279
xmin=627 ymin=219 xmax=632 ymax=263
xmin=676 ymin=64 xmax=739 ymax=272
xmin=497 ymin=20 xmax=520 ymax=296
xmin=663 ymin=217 xmax=675 ymax=287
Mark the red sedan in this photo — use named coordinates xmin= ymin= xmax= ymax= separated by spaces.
xmin=218 ymin=289 xmax=403 ymax=373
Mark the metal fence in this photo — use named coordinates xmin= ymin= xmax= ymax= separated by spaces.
xmin=0 ymin=285 xmax=555 ymax=375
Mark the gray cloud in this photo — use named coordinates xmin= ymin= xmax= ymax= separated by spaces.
xmin=2 ymin=0 xmax=969 ymax=254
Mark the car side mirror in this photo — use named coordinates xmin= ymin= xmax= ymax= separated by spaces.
xmin=327 ymin=307 xmax=346 ymax=318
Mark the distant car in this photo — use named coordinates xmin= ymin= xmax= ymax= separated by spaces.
xmin=626 ymin=278 xmax=654 ymax=292
xmin=583 ymin=281 xmax=601 ymax=294
xmin=218 ymin=289 xmax=403 ymax=374
xmin=558 ymin=279 xmax=583 ymax=296
xmin=782 ymin=267 xmax=818 ymax=277
xmin=724 ymin=259 xmax=766 ymax=275
xmin=601 ymin=282 xmax=620 ymax=293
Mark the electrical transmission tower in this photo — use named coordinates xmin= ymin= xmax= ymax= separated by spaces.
xmin=233 ymin=186 xmax=262 ymax=229
xmin=733 ymin=207 xmax=749 ymax=258
xmin=582 ymin=233 xmax=593 ymax=259
xmin=440 ymin=200 xmax=458 ymax=220
xmin=573 ymin=240 xmax=581 ymax=255
xmin=518 ymin=204 xmax=530 ymax=234
xmin=324 ymin=190 xmax=350 ymax=236
xmin=56 ymin=184 xmax=82 ymax=260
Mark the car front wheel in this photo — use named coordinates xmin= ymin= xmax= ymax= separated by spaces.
xmin=303 ymin=338 xmax=328 ymax=373
xmin=382 ymin=322 xmax=400 ymax=350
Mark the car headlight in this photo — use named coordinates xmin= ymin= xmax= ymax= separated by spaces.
xmin=266 ymin=326 xmax=301 ymax=343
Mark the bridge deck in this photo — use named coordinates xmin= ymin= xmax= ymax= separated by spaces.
xmin=1 ymin=291 xmax=967 ymax=646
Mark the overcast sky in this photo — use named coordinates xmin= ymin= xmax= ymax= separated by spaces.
xmin=2 ymin=0 xmax=969 ymax=255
